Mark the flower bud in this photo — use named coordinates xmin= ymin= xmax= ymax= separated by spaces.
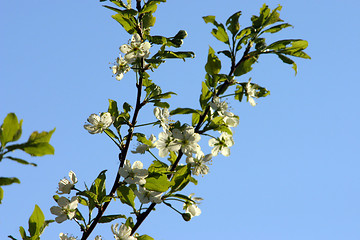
xmin=182 ymin=213 xmax=192 ymax=221
xmin=174 ymin=30 xmax=188 ymax=39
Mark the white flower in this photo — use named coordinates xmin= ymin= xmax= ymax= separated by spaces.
xmin=135 ymin=186 xmax=162 ymax=204
xmin=154 ymin=131 xmax=181 ymax=158
xmin=154 ymin=107 xmax=170 ymax=131
xmin=112 ymin=55 xmax=130 ymax=81
xmin=208 ymin=132 xmax=234 ymax=157
xmin=119 ymin=160 xmax=148 ymax=185
xmin=246 ymin=79 xmax=257 ymax=106
xmin=183 ymin=193 xmax=202 ymax=218
xmin=84 ymin=112 xmax=113 ymax=134
xmin=209 ymin=96 xmax=228 ymax=115
xmin=131 ymin=134 xmax=156 ymax=154
xmin=50 ymin=196 xmax=79 ymax=223
xmin=59 ymin=233 xmax=77 ymax=240
xmin=57 ymin=171 xmax=77 ymax=194
xmin=186 ymin=153 xmax=212 ymax=176
xmin=111 ymin=223 xmax=136 ymax=240
xmin=222 ymin=111 xmax=239 ymax=128
xmin=172 ymin=126 xmax=201 ymax=157
xmin=120 ymin=34 xmax=151 ymax=64
xmin=94 ymin=236 xmax=102 ymax=240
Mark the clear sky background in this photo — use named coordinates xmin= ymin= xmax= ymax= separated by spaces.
xmin=1 ymin=0 xmax=360 ymax=239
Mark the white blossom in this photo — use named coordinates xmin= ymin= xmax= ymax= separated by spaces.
xmin=222 ymin=111 xmax=239 ymax=127
xmin=186 ymin=153 xmax=212 ymax=176
xmin=183 ymin=193 xmax=202 ymax=218
xmin=172 ymin=126 xmax=201 ymax=157
xmin=246 ymin=79 xmax=257 ymax=106
xmin=131 ymin=134 xmax=156 ymax=154
xmin=84 ymin=112 xmax=113 ymax=134
xmin=135 ymin=186 xmax=162 ymax=204
xmin=119 ymin=160 xmax=148 ymax=185
xmin=57 ymin=171 xmax=77 ymax=194
xmin=208 ymin=132 xmax=234 ymax=157
xmin=209 ymin=96 xmax=228 ymax=115
xmin=120 ymin=34 xmax=151 ymax=64
xmin=50 ymin=196 xmax=79 ymax=223
xmin=94 ymin=236 xmax=102 ymax=240
xmin=111 ymin=223 xmax=136 ymax=240
xmin=59 ymin=233 xmax=77 ymax=240
xmin=154 ymin=107 xmax=170 ymax=131
xmin=154 ymin=131 xmax=181 ymax=158
xmin=112 ymin=55 xmax=130 ymax=81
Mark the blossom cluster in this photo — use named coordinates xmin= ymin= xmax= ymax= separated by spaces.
xmin=112 ymin=33 xmax=151 ymax=81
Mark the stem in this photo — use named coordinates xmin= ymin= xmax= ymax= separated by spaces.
xmin=80 ymin=50 xmax=146 ymax=240
xmin=134 ymin=121 xmax=158 ymax=128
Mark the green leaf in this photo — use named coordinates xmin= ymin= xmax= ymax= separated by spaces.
xmin=153 ymin=101 xmax=170 ymax=108
xmin=19 ymin=226 xmax=27 ymax=239
xmin=112 ymin=12 xmax=137 ymax=35
xmin=159 ymin=51 xmax=195 ymax=61
xmin=141 ymin=0 xmax=166 ymax=13
xmin=234 ymin=56 xmax=258 ymax=76
xmin=144 ymin=173 xmax=171 ymax=192
xmin=0 ymin=177 xmax=20 ymax=186
xmin=226 ymin=11 xmax=241 ymax=35
xmin=0 ymin=113 xmax=22 ymax=147
xmin=4 ymin=156 xmax=37 ymax=166
xmin=218 ymin=50 xmax=232 ymax=59
xmin=261 ymin=23 xmax=292 ymax=34
xmin=267 ymin=39 xmax=307 ymax=51
xmin=148 ymin=160 xmax=169 ymax=174
xmin=91 ymin=170 xmax=107 ymax=203
xmin=143 ymin=12 xmax=156 ymax=29
xmin=205 ymin=46 xmax=221 ymax=75
xmin=0 ymin=186 xmax=3 ymax=204
xmin=28 ymin=205 xmax=45 ymax=237
xmin=203 ymin=15 xmax=229 ymax=44
xmin=192 ymin=112 xmax=201 ymax=126
xmin=109 ymin=0 xmax=127 ymax=9
xmin=108 ymin=99 xmax=119 ymax=117
xmin=170 ymin=165 xmax=191 ymax=193
xmin=211 ymin=26 xmax=229 ymax=44
xmin=8 ymin=128 xmax=56 ymax=157
xmin=117 ymin=186 xmax=135 ymax=208
xmin=170 ymin=108 xmax=200 ymax=116
xmin=151 ymin=91 xmax=176 ymax=100
xmin=98 ymin=214 xmax=127 ymax=223
xmin=138 ymin=235 xmax=155 ymax=240
xmin=276 ymin=53 xmax=297 ymax=75
xmin=234 ymin=85 xmax=244 ymax=102
xmin=199 ymin=82 xmax=212 ymax=110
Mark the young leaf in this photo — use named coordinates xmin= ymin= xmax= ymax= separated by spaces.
xmin=98 ymin=214 xmax=127 ymax=223
xmin=199 ymin=82 xmax=212 ymax=110
xmin=144 ymin=173 xmax=171 ymax=192
xmin=28 ymin=205 xmax=45 ymax=237
xmin=0 ymin=113 xmax=22 ymax=147
xmin=0 ymin=177 xmax=20 ymax=186
xmin=205 ymin=46 xmax=221 ymax=75
xmin=117 ymin=186 xmax=136 ymax=208
xmin=261 ymin=23 xmax=292 ymax=34
xmin=226 ymin=11 xmax=241 ymax=35
xmin=234 ymin=56 xmax=258 ymax=76
xmin=276 ymin=53 xmax=298 ymax=75
xmin=170 ymin=108 xmax=200 ymax=116
xmin=0 ymin=187 xmax=3 ymax=204
xmin=4 ymin=156 xmax=37 ymax=166
xmin=170 ymin=165 xmax=191 ymax=193
xmin=138 ymin=235 xmax=155 ymax=240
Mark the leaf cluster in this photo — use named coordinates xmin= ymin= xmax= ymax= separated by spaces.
xmin=0 ymin=113 xmax=55 ymax=204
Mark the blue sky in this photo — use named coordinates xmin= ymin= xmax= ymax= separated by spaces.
xmin=1 ymin=0 xmax=360 ymax=239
